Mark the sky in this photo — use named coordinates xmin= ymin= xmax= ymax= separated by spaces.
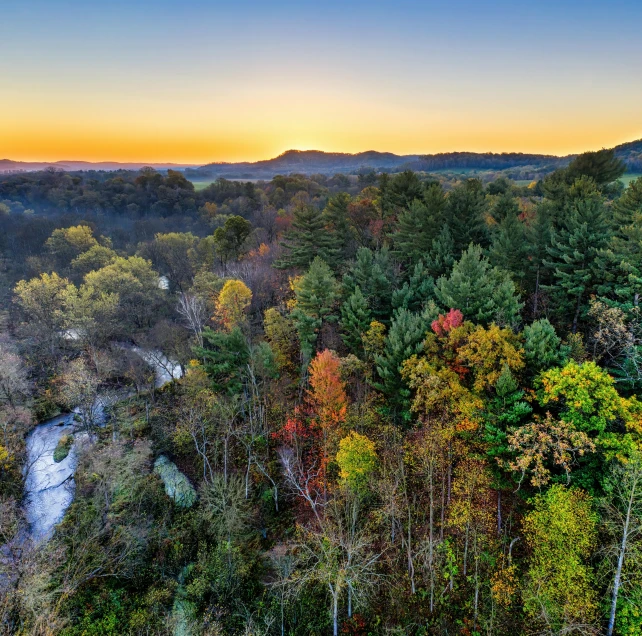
xmin=1 ymin=0 xmax=641 ymax=164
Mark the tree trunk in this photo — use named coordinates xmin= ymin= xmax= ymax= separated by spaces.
xmin=224 ymin=435 xmax=228 ymax=485
xmin=533 ymin=266 xmax=540 ymax=317
xmin=463 ymin=523 xmax=470 ymax=576
xmin=245 ymin=452 xmax=251 ymax=499
xmin=473 ymin=535 xmax=480 ymax=632
xmin=407 ymin=503 xmax=416 ymax=594
xmin=572 ymin=290 xmax=584 ymax=334
xmin=281 ymin=593 xmax=285 ymax=636
xmin=608 ymin=487 xmax=636 ymax=636
xmin=332 ymin=588 xmax=339 ymax=636
xmin=429 ymin=464 xmax=435 ymax=613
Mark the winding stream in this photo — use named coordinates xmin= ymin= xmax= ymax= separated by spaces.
xmin=22 ymin=348 xmax=183 ymax=542
xmin=23 ymin=412 xmax=79 ymax=542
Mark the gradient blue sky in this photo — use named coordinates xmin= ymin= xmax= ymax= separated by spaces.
xmin=1 ymin=0 xmax=641 ymax=162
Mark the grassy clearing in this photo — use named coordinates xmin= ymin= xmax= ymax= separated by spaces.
xmin=191 ymin=180 xmax=218 ymax=191
xmin=620 ymin=173 xmax=642 ymax=187
xmin=191 ymin=177 xmax=263 ymax=190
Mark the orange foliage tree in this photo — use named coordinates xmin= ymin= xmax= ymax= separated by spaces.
xmin=308 ymin=349 xmax=349 ymax=492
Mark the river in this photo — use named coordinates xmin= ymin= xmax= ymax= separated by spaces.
xmin=22 ymin=348 xmax=182 ymax=542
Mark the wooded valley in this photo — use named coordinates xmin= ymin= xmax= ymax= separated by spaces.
xmin=1 ymin=149 xmax=642 ymax=635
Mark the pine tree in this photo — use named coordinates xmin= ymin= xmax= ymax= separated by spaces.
xmin=490 ymin=191 xmax=520 ymax=223
xmin=489 ymin=212 xmax=530 ymax=287
xmin=522 ymin=318 xmax=567 ymax=374
xmin=483 ymin=364 xmax=533 ymax=489
xmin=275 ymin=204 xmax=338 ymax=270
xmin=197 ymin=326 xmax=250 ymax=395
xmin=612 ymin=176 xmax=642 ymax=235
xmin=342 ymin=247 xmax=397 ymax=323
xmin=445 ymin=179 xmax=489 ymax=255
xmin=374 ymin=307 xmax=430 ymax=419
xmin=526 ymin=203 xmax=556 ymax=317
xmin=424 ymin=225 xmax=456 ymax=278
xmin=378 ymin=172 xmax=391 ymax=216
xmin=594 ymin=246 xmax=642 ymax=313
xmin=566 ymin=148 xmax=627 ymax=187
xmin=340 ymin=286 xmax=372 ymax=356
xmin=544 ymin=197 xmax=611 ymax=332
xmin=292 ymin=257 xmax=340 ymax=361
xmin=435 ymin=244 xmax=523 ymax=326
xmin=322 ymin=192 xmax=354 ymax=261
xmin=594 ymin=177 xmax=642 ymax=311
xmin=391 ymin=261 xmax=435 ymax=313
xmin=385 ymin=170 xmax=425 ymax=211
xmin=393 ymin=183 xmax=445 ymax=266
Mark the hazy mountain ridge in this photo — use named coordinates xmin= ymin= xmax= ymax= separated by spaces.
xmin=2 ymin=138 xmax=641 ymax=177
xmin=191 ymin=139 xmax=642 ymax=178
xmin=0 ymin=159 xmax=197 ymax=173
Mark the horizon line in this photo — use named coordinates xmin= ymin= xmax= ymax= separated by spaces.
xmin=3 ymin=137 xmax=641 ymax=168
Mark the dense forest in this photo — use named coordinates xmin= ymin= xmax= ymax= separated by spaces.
xmin=2 ymin=147 xmax=642 ymax=635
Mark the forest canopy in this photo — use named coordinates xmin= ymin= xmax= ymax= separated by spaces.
xmin=2 ymin=149 xmax=642 ymax=635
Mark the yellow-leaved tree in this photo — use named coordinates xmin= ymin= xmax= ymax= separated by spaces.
xmin=214 ymin=279 xmax=252 ymax=331
xmin=336 ymin=431 xmax=378 ymax=493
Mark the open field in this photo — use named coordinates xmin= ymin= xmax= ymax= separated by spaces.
xmin=620 ymin=173 xmax=642 ymax=187
xmin=191 ymin=180 xmax=217 ymax=191
xmin=191 ymin=177 xmax=264 ymax=190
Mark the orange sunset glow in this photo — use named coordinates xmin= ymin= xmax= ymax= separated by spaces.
xmin=2 ymin=2 xmax=641 ymax=164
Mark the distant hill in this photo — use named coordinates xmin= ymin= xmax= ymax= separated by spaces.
xmin=189 ymin=139 xmax=642 ymax=179
xmin=613 ymin=139 xmax=642 ymax=172
xmin=3 ymin=138 xmax=641 ymax=178
xmin=189 ymin=150 xmax=421 ymax=179
xmin=192 ymin=148 xmax=567 ymax=179
xmin=0 ymin=159 xmax=197 ymax=173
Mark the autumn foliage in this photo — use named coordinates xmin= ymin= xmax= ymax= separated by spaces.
xmin=308 ymin=349 xmax=348 ymax=431
xmin=431 ymin=308 xmax=464 ymax=336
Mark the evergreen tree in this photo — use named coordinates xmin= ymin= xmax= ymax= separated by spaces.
xmin=543 ymin=151 xmax=626 ymax=209
xmin=342 ymin=247 xmax=397 ymax=323
xmin=435 ymin=244 xmax=523 ymax=326
xmin=393 ymin=183 xmax=445 ymax=266
xmin=378 ymin=172 xmax=391 ymax=217
xmin=374 ymin=307 xmax=431 ymax=419
xmin=612 ymin=176 xmax=642 ymax=233
xmin=445 ymin=178 xmax=489 ymax=255
xmin=489 ymin=211 xmax=530 ymax=287
xmin=391 ymin=261 xmax=435 ymax=313
xmin=292 ymin=257 xmax=340 ymax=361
xmin=526 ymin=203 xmax=556 ymax=317
xmin=566 ymin=148 xmax=627 ymax=187
xmin=322 ymin=192 xmax=354 ymax=261
xmin=384 ymin=170 xmax=425 ymax=212
xmin=483 ymin=365 xmax=533 ymax=488
xmin=197 ymin=326 xmax=250 ymax=395
xmin=487 ymin=176 xmax=511 ymax=195
xmin=522 ymin=318 xmax=567 ymax=374
xmin=275 ymin=204 xmax=338 ymax=270
xmin=340 ymin=286 xmax=372 ymax=356
xmin=594 ymin=177 xmax=642 ymax=311
xmin=490 ymin=191 xmax=520 ymax=223
xmin=424 ymin=225 xmax=456 ymax=278
xmin=544 ymin=197 xmax=611 ymax=332
xmin=594 ymin=247 xmax=642 ymax=313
